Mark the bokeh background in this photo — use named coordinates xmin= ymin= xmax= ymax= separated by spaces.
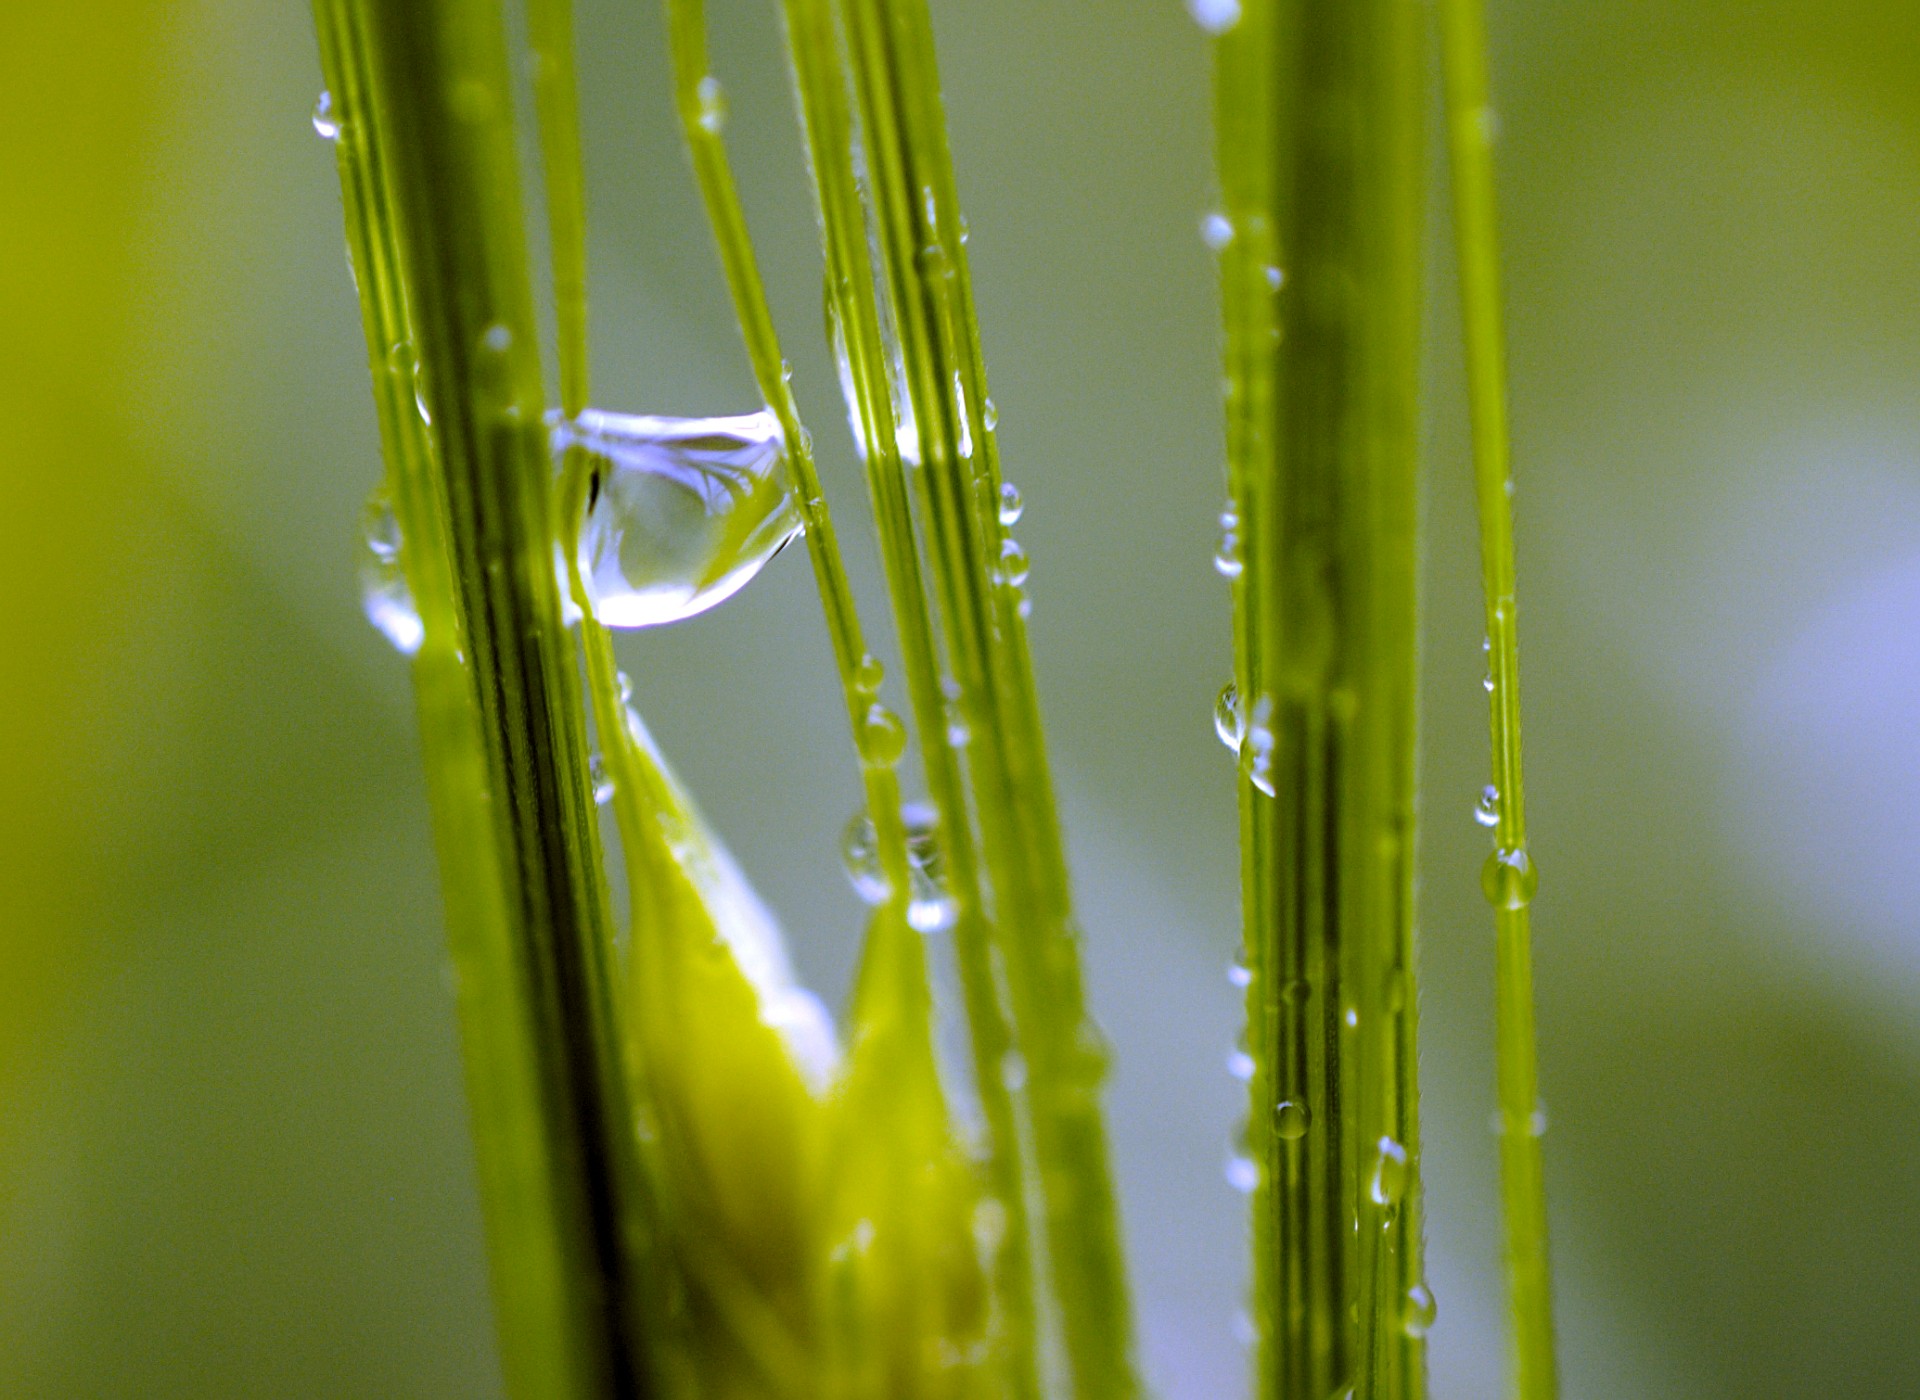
xmin=4 ymin=0 xmax=1918 ymax=1394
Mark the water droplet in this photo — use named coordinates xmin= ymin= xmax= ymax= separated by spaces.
xmin=589 ymin=754 xmax=614 ymax=806
xmin=1368 ymin=1136 xmax=1408 ymax=1207
xmin=1225 ymin=1153 xmax=1258 ymax=1193
xmin=1001 ymin=1050 xmax=1029 ymax=1092
xmin=1474 ymin=784 xmax=1501 ymax=828
xmin=841 ymin=801 xmax=951 ymax=928
xmin=359 ymin=488 xmax=423 ymax=655
xmin=999 ymin=539 xmax=1030 ymax=587
xmin=954 ymin=372 xmax=974 ymax=459
xmin=1265 ymin=264 xmax=1285 ymax=290
xmin=1187 ymin=0 xmax=1242 ymax=36
xmin=1402 ymin=1283 xmax=1437 ymax=1338
xmin=983 ymin=398 xmax=999 ymax=431
xmin=1214 ymin=681 xmax=1245 ymax=752
xmin=945 ymin=697 xmax=970 ymax=748
xmin=1227 ymin=1050 xmax=1255 ymax=1082
xmin=1247 ymin=694 xmax=1276 ymax=797
xmin=1213 ymin=519 xmax=1243 ymax=579
xmin=997 ymin=481 xmax=1024 ymax=526
xmin=1483 ymin=674 xmax=1496 ymax=693
xmin=1344 ymin=1005 xmax=1359 ymax=1029
xmin=556 ymin=409 xmax=801 ymax=629
xmin=695 ymin=75 xmax=727 ymax=133
xmin=312 ymin=90 xmax=340 ymax=141
xmin=1201 ymin=212 xmax=1235 ymax=251
xmin=1274 ymin=1100 xmax=1309 ymax=1140
xmin=1227 ymin=952 xmax=1252 ymax=989
xmin=859 ymin=702 xmax=907 ymax=769
xmin=853 ymin=653 xmax=885 ymax=695
xmin=1481 ymin=846 xmax=1539 ymax=910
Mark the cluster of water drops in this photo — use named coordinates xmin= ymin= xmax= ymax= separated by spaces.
xmin=841 ymin=800 xmax=957 ymax=934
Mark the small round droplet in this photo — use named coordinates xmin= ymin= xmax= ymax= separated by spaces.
xmin=1369 ymin=1136 xmax=1408 ymax=1207
xmin=1202 ymin=212 xmax=1235 ymax=251
xmin=999 ymin=539 xmax=1030 ymax=587
xmin=1265 ymin=264 xmax=1286 ymax=290
xmin=854 ymin=653 xmax=885 ymax=695
xmin=1483 ymin=674 xmax=1496 ymax=693
xmin=982 ymin=398 xmax=999 ymax=431
xmin=695 ymin=75 xmax=727 ymax=133
xmin=1214 ymin=682 xmax=1245 ymax=752
xmin=1227 ymin=953 xmax=1252 ymax=989
xmin=997 ymin=481 xmax=1024 ymax=525
xmin=1187 ymin=0 xmax=1241 ymax=35
xmin=1475 ymin=785 xmax=1501 ymax=827
xmin=1225 ymin=1153 xmax=1258 ymax=1194
xmin=1213 ymin=524 xmax=1244 ymax=579
xmin=1402 ymin=1283 xmax=1437 ymax=1338
xmin=1481 ymin=846 xmax=1539 ymax=910
xmin=313 ymin=90 xmax=340 ymax=141
xmin=1274 ymin=1100 xmax=1310 ymax=1141
xmin=589 ymin=754 xmax=614 ymax=806
xmin=860 ymin=702 xmax=907 ymax=768
xmin=359 ymin=487 xmax=423 ymax=655
xmin=1226 ymin=1050 xmax=1255 ymax=1082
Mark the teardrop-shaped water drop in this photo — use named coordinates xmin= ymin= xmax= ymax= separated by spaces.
xmin=982 ymin=398 xmax=999 ymax=432
xmin=359 ymin=487 xmax=423 ymax=655
xmin=998 ymin=481 xmax=1024 ymax=526
xmin=859 ymin=702 xmax=907 ymax=769
xmin=1475 ymin=783 xmax=1500 ymax=827
xmin=1482 ymin=846 xmax=1539 ymax=910
xmin=313 ymin=90 xmax=340 ymax=141
xmin=589 ymin=753 xmax=614 ymax=806
xmin=1214 ymin=681 xmax=1245 ymax=752
xmin=557 ymin=409 xmax=801 ymax=628
xmin=1402 ymin=1283 xmax=1437 ymax=1338
xmin=1368 ymin=1136 xmax=1408 ymax=1207
xmin=999 ymin=538 xmax=1031 ymax=587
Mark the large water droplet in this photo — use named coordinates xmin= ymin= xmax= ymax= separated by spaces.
xmin=359 ymin=488 xmax=423 ymax=655
xmin=1187 ymin=0 xmax=1241 ymax=33
xmin=859 ymin=702 xmax=907 ymax=769
xmin=998 ymin=481 xmax=1024 ymax=526
xmin=841 ymin=801 xmax=952 ymax=930
xmin=1402 ymin=1283 xmax=1437 ymax=1338
xmin=1475 ymin=784 xmax=1500 ymax=827
xmin=557 ymin=409 xmax=801 ymax=628
xmin=1482 ymin=846 xmax=1539 ymax=910
xmin=1214 ymin=681 xmax=1246 ymax=752
xmin=1368 ymin=1136 xmax=1408 ymax=1207
xmin=313 ymin=90 xmax=340 ymax=141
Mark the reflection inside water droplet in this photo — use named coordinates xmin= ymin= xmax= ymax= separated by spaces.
xmin=313 ymin=90 xmax=340 ymax=141
xmin=359 ymin=487 xmax=423 ymax=655
xmin=1475 ymin=784 xmax=1501 ymax=827
xmin=556 ymin=409 xmax=801 ymax=629
xmin=841 ymin=802 xmax=954 ymax=931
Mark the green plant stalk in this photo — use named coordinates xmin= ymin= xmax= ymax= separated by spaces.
xmin=818 ymin=2 xmax=1142 ymax=1393
xmin=1436 ymin=1 xmax=1557 ymax=1395
xmin=774 ymin=0 xmax=1045 ymax=1393
xmin=313 ymin=1 xmax=655 ymax=1396
xmin=1212 ymin=1 xmax=1426 ymax=1397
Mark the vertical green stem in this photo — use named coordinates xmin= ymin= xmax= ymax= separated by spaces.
xmin=1212 ymin=1 xmax=1425 ymax=1397
xmin=314 ymin=1 xmax=653 ymax=1395
xmin=775 ymin=0 xmax=1043 ymax=1393
xmin=825 ymin=1 xmax=1141 ymax=1393
xmin=1436 ymin=2 xmax=1557 ymax=1395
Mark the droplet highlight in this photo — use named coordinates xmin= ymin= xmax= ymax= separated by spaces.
xmin=1475 ymin=784 xmax=1500 ymax=827
xmin=1214 ymin=681 xmax=1246 ymax=752
xmin=1481 ymin=846 xmax=1539 ymax=910
xmin=313 ymin=90 xmax=340 ymax=141
xmin=841 ymin=801 xmax=952 ymax=931
xmin=1274 ymin=1100 xmax=1310 ymax=1141
xmin=997 ymin=481 xmax=1024 ymax=526
xmin=359 ymin=487 xmax=423 ymax=655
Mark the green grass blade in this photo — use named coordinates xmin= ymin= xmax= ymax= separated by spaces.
xmin=1210 ymin=1 xmax=1427 ymax=1396
xmin=823 ymin=1 xmax=1142 ymax=1392
xmin=1436 ymin=1 xmax=1558 ymax=1394
xmin=313 ymin=2 xmax=655 ymax=1394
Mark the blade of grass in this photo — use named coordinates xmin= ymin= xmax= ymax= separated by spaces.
xmin=823 ymin=2 xmax=1142 ymax=1392
xmin=313 ymin=0 xmax=655 ymax=1395
xmin=1435 ymin=1 xmax=1558 ymax=1394
xmin=774 ymin=0 xmax=1044 ymax=1393
xmin=1210 ymin=1 xmax=1427 ymax=1396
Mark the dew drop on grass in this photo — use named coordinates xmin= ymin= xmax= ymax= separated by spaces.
xmin=1402 ymin=1283 xmax=1437 ymax=1338
xmin=695 ymin=75 xmax=727 ymax=134
xmin=1202 ymin=211 xmax=1235 ymax=251
xmin=1227 ymin=1050 xmax=1255 ymax=1082
xmin=859 ymin=702 xmax=907 ymax=769
xmin=1227 ymin=951 xmax=1252 ymax=989
xmin=313 ymin=90 xmax=339 ymax=141
xmin=556 ymin=409 xmax=801 ymax=629
xmin=1368 ymin=1136 xmax=1408 ymax=1207
xmin=1274 ymin=1100 xmax=1309 ymax=1141
xmin=1187 ymin=0 xmax=1241 ymax=33
xmin=1215 ymin=502 xmax=1243 ymax=579
xmin=1225 ymin=1153 xmax=1259 ymax=1193
xmin=359 ymin=487 xmax=423 ymax=655
xmin=853 ymin=652 xmax=885 ymax=695
xmin=1247 ymin=693 xmax=1276 ymax=797
xmin=997 ymin=481 xmax=1023 ymax=525
xmin=982 ymin=398 xmax=999 ymax=432
xmin=588 ymin=754 xmax=614 ymax=806
xmin=1214 ymin=681 xmax=1245 ymax=751
xmin=999 ymin=538 xmax=1030 ymax=587
xmin=1482 ymin=846 xmax=1539 ymax=910
xmin=1475 ymin=784 xmax=1500 ymax=827
xmin=841 ymin=801 xmax=951 ymax=930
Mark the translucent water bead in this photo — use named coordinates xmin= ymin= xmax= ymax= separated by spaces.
xmin=359 ymin=488 xmax=423 ymax=655
xmin=555 ymin=408 xmax=802 ymax=629
xmin=841 ymin=801 xmax=955 ymax=933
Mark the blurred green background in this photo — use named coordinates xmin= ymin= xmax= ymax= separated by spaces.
xmin=4 ymin=0 xmax=1918 ymax=1394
